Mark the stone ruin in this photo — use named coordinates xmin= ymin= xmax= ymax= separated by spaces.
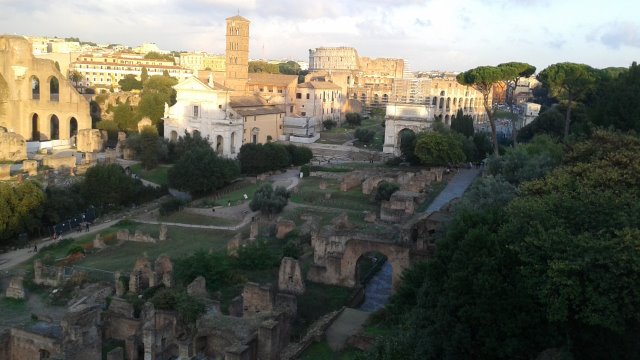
xmin=278 ymin=257 xmax=305 ymax=295
xmin=22 ymin=159 xmax=37 ymax=176
xmin=127 ymin=256 xmax=173 ymax=294
xmin=42 ymin=153 xmax=77 ymax=172
xmin=0 ymin=163 xmax=9 ymax=180
xmin=4 ymin=276 xmax=25 ymax=300
xmin=34 ymin=259 xmax=64 ymax=287
xmin=0 ymin=304 xmax=103 ymax=360
xmin=275 ymin=218 xmax=296 ymax=239
xmin=340 ymin=173 xmax=365 ymax=192
xmin=380 ymin=190 xmax=427 ymax=222
xmin=0 ymin=128 xmax=26 ymax=162
xmin=76 ymin=129 xmax=105 ymax=153
xmin=137 ymin=117 xmax=152 ymax=133
xmin=116 ymin=225 xmax=167 ymax=244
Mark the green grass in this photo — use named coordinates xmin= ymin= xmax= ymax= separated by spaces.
xmin=193 ymin=181 xmax=267 ymax=207
xmin=76 ymin=225 xmax=234 ymax=272
xmin=130 ymin=164 xmax=170 ymax=186
xmin=159 ymin=212 xmax=236 ymax=226
xmin=291 ymin=177 xmax=377 ymax=212
xmin=299 ymin=341 xmax=365 ymax=360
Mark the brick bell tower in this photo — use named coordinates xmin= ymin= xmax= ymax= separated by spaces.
xmin=224 ymin=15 xmax=250 ymax=93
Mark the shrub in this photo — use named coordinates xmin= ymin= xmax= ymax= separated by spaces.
xmin=385 ymin=157 xmax=403 ymax=166
xmin=159 ymin=198 xmax=184 ymax=216
xmin=345 ymin=112 xmax=363 ymax=127
xmin=249 ymin=184 xmax=289 ymax=215
xmin=234 ymin=240 xmax=279 ymax=270
xmin=375 ymin=181 xmax=400 ymax=202
xmin=300 ymin=165 xmax=310 ymax=177
xmin=322 ymin=119 xmax=337 ymax=130
xmin=354 ymin=128 xmax=375 ymax=144
xmin=283 ymin=240 xmax=302 ymax=259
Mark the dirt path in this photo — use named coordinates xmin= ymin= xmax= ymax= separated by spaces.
xmin=325 ymin=308 xmax=371 ymax=351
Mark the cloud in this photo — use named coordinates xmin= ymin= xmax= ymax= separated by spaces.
xmin=589 ymin=21 xmax=640 ymax=49
xmin=547 ymin=39 xmax=566 ymax=49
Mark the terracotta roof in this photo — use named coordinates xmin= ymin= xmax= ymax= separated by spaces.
xmin=226 ymin=15 xmax=250 ymax=22
xmin=297 ymin=81 xmax=341 ymax=90
xmin=247 ymin=73 xmax=298 ymax=87
xmin=230 ymin=95 xmax=284 ymax=116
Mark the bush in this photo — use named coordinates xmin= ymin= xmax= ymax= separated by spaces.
xmin=345 ymin=112 xmax=363 ymax=127
xmin=322 ymin=119 xmax=337 ymax=130
xmin=168 ymin=148 xmax=240 ymax=195
xmin=354 ymin=128 xmax=375 ymax=144
xmin=375 ymin=182 xmax=400 ymax=202
xmin=385 ymin=157 xmax=403 ymax=166
xmin=249 ymin=184 xmax=289 ymax=215
xmin=283 ymin=240 xmax=302 ymax=259
xmin=234 ymin=240 xmax=279 ymax=270
xmin=159 ymin=198 xmax=184 ymax=216
xmin=286 ymin=144 xmax=313 ymax=166
xmin=300 ymin=165 xmax=310 ymax=177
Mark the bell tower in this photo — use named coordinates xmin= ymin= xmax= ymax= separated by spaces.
xmin=224 ymin=15 xmax=250 ymax=93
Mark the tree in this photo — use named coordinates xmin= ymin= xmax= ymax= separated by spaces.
xmin=139 ymin=126 xmax=160 ymax=170
xmin=497 ymin=62 xmax=536 ymax=145
xmin=345 ymin=112 xmax=363 ymax=127
xmin=323 ymin=119 xmax=337 ymax=130
xmin=249 ymin=184 xmax=289 ymax=215
xmin=517 ymin=106 xmax=565 ymax=142
xmin=589 ymin=61 xmax=640 ymax=132
xmin=143 ymin=75 xmax=178 ymax=106
xmin=399 ymin=129 xmax=420 ymax=165
xmin=451 ymin=109 xmax=474 ymax=137
xmin=278 ymin=61 xmax=301 ymax=75
xmin=112 ymin=103 xmax=139 ymax=131
xmin=248 ymin=61 xmax=280 ymax=74
xmin=414 ymin=131 xmax=466 ymax=166
xmin=118 ymin=74 xmax=143 ymax=91
xmin=0 ymin=181 xmax=45 ymax=244
xmin=168 ymin=147 xmax=240 ymax=195
xmin=537 ymin=62 xmax=596 ymax=141
xmin=141 ymin=67 xmax=149 ymax=83
xmin=68 ymin=70 xmax=83 ymax=87
xmin=374 ymin=182 xmax=399 ymax=202
xmin=138 ymin=92 xmax=166 ymax=123
xmin=263 ymin=143 xmax=290 ymax=170
xmin=285 ymin=144 xmax=313 ymax=166
xmin=144 ymin=51 xmax=175 ymax=63
xmin=354 ymin=128 xmax=375 ymax=144
xmin=169 ymin=130 xmax=212 ymax=162
xmin=457 ymin=65 xmax=515 ymax=155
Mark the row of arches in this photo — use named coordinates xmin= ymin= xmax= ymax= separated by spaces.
xmin=434 ymin=96 xmax=478 ymax=113
xmin=30 ymin=75 xmax=59 ymax=102
xmin=30 ymin=113 xmax=77 ymax=141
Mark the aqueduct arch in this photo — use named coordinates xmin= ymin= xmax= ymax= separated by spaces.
xmin=340 ymin=239 xmax=411 ymax=288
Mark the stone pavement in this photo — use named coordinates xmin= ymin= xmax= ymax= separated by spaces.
xmin=325 ymin=308 xmax=371 ymax=351
xmin=359 ymin=262 xmax=392 ymax=312
xmin=424 ymin=168 xmax=480 ymax=214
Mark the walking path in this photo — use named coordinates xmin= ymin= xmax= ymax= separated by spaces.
xmin=359 ymin=262 xmax=392 ymax=312
xmin=424 ymin=168 xmax=480 ymax=214
xmin=325 ymin=308 xmax=371 ymax=351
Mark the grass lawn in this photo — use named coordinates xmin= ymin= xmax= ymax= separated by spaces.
xmin=299 ymin=340 xmax=365 ymax=360
xmin=193 ymin=181 xmax=268 ymax=208
xmin=0 ymin=298 xmax=28 ymax=325
xmin=291 ymin=177 xmax=377 ymax=212
xmin=76 ymin=225 xmax=234 ymax=272
xmin=130 ymin=164 xmax=170 ymax=186
xmin=159 ymin=211 xmax=236 ymax=226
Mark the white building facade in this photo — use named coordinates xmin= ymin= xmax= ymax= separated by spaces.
xmin=163 ymin=77 xmax=243 ymax=158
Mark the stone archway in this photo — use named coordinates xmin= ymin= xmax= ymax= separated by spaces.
xmin=30 ymin=75 xmax=40 ymax=100
xmin=48 ymin=76 xmax=59 ymax=102
xmin=397 ymin=128 xmax=416 ymax=153
xmin=31 ymin=113 xmax=39 ymax=141
xmin=50 ymin=114 xmax=59 ymax=140
xmin=69 ymin=117 xmax=78 ymax=138
xmin=340 ymin=239 xmax=410 ymax=289
xmin=216 ymin=135 xmax=224 ymax=155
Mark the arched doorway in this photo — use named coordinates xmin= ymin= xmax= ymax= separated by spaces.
xmin=356 ymin=251 xmax=391 ymax=312
xmin=216 ymin=135 xmax=223 ymax=155
xmin=49 ymin=76 xmax=59 ymax=102
xmin=31 ymin=113 xmax=39 ymax=141
xmin=397 ymin=128 xmax=416 ymax=159
xmin=170 ymin=130 xmax=178 ymax=142
xmin=30 ymin=76 xmax=40 ymax=100
xmin=50 ymin=115 xmax=59 ymax=140
xmin=69 ymin=117 xmax=78 ymax=138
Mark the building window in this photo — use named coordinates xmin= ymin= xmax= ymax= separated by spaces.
xmin=193 ymin=105 xmax=199 ymax=117
xmin=296 ymin=93 xmax=301 ymax=99
xmin=219 ymin=104 xmax=223 ymax=109
xmin=301 ymin=112 xmax=306 ymax=116
xmin=306 ymin=93 xmax=310 ymax=99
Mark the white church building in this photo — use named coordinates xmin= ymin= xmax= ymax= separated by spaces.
xmin=163 ymin=76 xmax=243 ymax=158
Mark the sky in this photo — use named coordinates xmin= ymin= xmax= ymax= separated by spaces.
xmin=0 ymin=0 xmax=638 ymax=72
